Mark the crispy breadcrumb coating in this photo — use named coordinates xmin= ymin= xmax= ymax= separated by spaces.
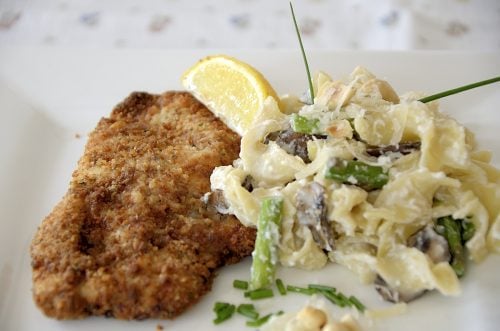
xmin=31 ymin=91 xmax=255 ymax=320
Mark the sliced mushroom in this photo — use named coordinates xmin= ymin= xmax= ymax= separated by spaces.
xmin=374 ymin=226 xmax=451 ymax=303
xmin=374 ymin=275 xmax=426 ymax=303
xmin=365 ymin=141 xmax=421 ymax=157
xmin=408 ymin=225 xmax=451 ymax=264
xmin=265 ymin=128 xmax=325 ymax=163
xmin=242 ymin=175 xmax=254 ymax=192
xmin=201 ymin=189 xmax=230 ymax=215
xmin=295 ymin=182 xmax=335 ymax=251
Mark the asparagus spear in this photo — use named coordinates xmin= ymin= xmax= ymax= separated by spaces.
xmin=325 ymin=158 xmax=389 ymax=191
xmin=291 ymin=113 xmax=320 ymax=134
xmin=250 ymin=197 xmax=284 ymax=290
xmin=436 ymin=216 xmax=465 ymax=277
xmin=461 ymin=219 xmax=475 ymax=243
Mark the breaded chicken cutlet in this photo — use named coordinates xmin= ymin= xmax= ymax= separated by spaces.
xmin=30 ymin=91 xmax=256 ymax=320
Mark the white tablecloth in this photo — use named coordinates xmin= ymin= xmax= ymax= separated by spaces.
xmin=1 ymin=0 xmax=499 ymax=50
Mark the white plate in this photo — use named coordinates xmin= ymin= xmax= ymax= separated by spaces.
xmin=0 ymin=48 xmax=499 ymax=331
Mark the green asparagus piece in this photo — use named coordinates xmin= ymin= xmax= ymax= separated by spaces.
xmin=250 ymin=197 xmax=284 ymax=290
xmin=436 ymin=216 xmax=465 ymax=277
xmin=325 ymin=158 xmax=389 ymax=191
xmin=461 ymin=219 xmax=475 ymax=243
xmin=291 ymin=113 xmax=320 ymax=134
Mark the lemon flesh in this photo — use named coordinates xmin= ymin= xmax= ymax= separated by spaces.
xmin=182 ymin=55 xmax=280 ymax=136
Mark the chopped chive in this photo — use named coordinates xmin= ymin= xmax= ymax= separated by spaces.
xmin=337 ymin=292 xmax=351 ymax=306
xmin=418 ymin=76 xmax=500 ymax=103
xmin=290 ymin=1 xmax=314 ymax=102
xmin=246 ymin=311 xmax=284 ymax=327
xmin=286 ymin=285 xmax=317 ymax=296
xmin=244 ymin=288 xmax=274 ymax=300
xmin=321 ymin=290 xmax=346 ymax=307
xmin=213 ymin=302 xmax=229 ymax=313
xmin=213 ymin=302 xmax=235 ymax=324
xmin=237 ymin=303 xmax=259 ymax=320
xmin=246 ymin=313 xmax=272 ymax=327
xmin=276 ymin=278 xmax=287 ymax=295
xmin=308 ymin=284 xmax=337 ymax=293
xmin=233 ymin=279 xmax=249 ymax=290
xmin=349 ymin=296 xmax=366 ymax=312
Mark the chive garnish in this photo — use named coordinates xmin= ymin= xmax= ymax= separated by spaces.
xmin=233 ymin=279 xmax=249 ymax=290
xmin=348 ymin=295 xmax=366 ymax=312
xmin=276 ymin=278 xmax=287 ymax=295
xmin=246 ymin=311 xmax=284 ymax=327
xmin=236 ymin=303 xmax=259 ymax=320
xmin=322 ymin=290 xmax=346 ymax=307
xmin=213 ymin=302 xmax=236 ymax=324
xmin=290 ymin=1 xmax=314 ymax=103
xmin=284 ymin=282 xmax=367 ymax=312
xmin=286 ymin=285 xmax=317 ymax=295
xmin=308 ymin=284 xmax=337 ymax=292
xmin=337 ymin=292 xmax=351 ymax=306
xmin=213 ymin=302 xmax=228 ymax=312
xmin=418 ymin=76 xmax=500 ymax=103
xmin=244 ymin=288 xmax=274 ymax=300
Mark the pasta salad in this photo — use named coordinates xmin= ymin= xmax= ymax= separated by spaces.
xmin=205 ymin=66 xmax=500 ymax=303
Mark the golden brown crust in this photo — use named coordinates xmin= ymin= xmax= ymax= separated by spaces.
xmin=30 ymin=91 xmax=255 ymax=320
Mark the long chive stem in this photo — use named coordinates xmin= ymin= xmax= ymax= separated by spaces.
xmin=290 ymin=2 xmax=314 ymax=102
xmin=419 ymin=76 xmax=500 ymax=103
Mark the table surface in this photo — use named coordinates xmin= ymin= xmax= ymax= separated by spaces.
xmin=1 ymin=0 xmax=499 ymax=50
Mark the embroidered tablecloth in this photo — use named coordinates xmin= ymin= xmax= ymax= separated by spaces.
xmin=1 ymin=0 xmax=499 ymax=50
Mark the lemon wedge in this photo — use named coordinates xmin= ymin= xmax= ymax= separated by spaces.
xmin=181 ymin=55 xmax=280 ymax=136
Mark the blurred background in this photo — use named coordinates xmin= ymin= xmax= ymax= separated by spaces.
xmin=0 ymin=0 xmax=499 ymax=50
